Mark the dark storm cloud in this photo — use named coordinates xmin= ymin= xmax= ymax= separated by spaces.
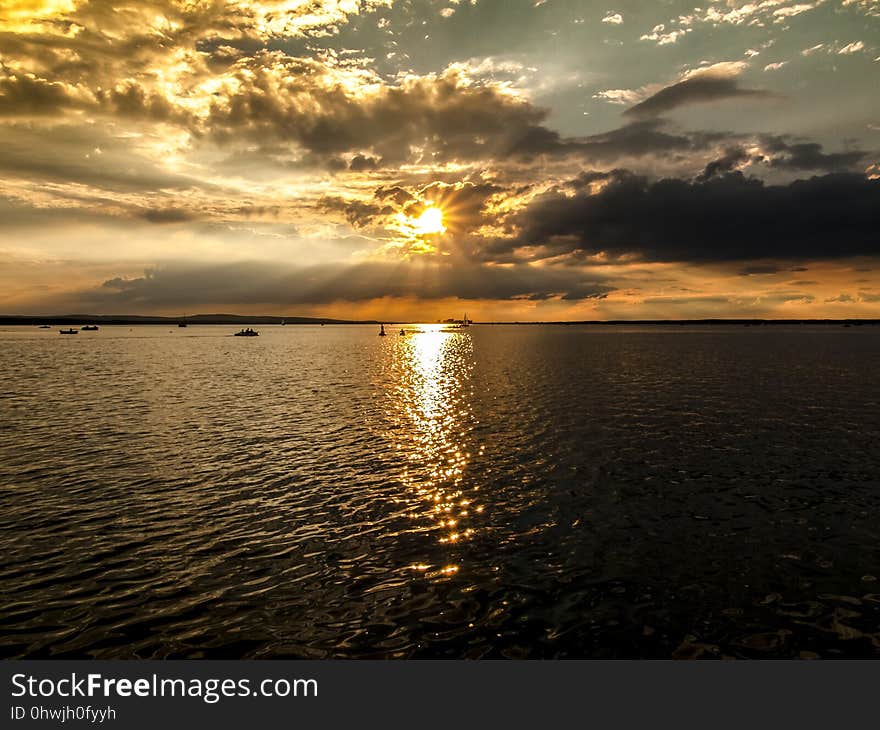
xmin=759 ymin=136 xmax=867 ymax=172
xmin=91 ymin=260 xmax=614 ymax=307
xmin=624 ymin=73 xmax=774 ymax=119
xmin=491 ymin=171 xmax=880 ymax=264
xmin=697 ymin=136 xmax=869 ymax=181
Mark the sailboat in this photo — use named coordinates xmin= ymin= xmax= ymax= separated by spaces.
xmin=378 ymin=324 xmax=387 ymax=336
xmin=461 ymin=312 xmax=471 ymax=327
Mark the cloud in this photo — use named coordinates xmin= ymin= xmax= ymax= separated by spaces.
xmin=0 ymin=74 xmax=93 ymax=116
xmin=348 ymin=154 xmax=381 ymax=172
xmin=801 ymin=40 xmax=869 ymax=57
xmin=647 ymin=0 xmax=826 ymax=43
xmin=842 ymin=0 xmax=880 ymax=18
xmin=696 ymin=147 xmax=757 ymax=181
xmin=739 ymin=264 xmax=785 ymax=276
xmin=758 ymin=135 xmax=868 ymax=171
xmin=696 ymin=135 xmax=868 ymax=179
xmin=488 ymin=170 xmax=880 ymax=265
xmin=0 ymin=121 xmax=198 ymax=192
xmin=838 ymin=41 xmax=865 ymax=55
xmin=0 ymin=1 xmax=393 ymax=42
xmin=639 ymin=24 xmax=691 ymax=45
xmin=201 ymin=57 xmax=558 ymax=166
xmin=319 ymin=180 xmax=506 ymax=244
xmin=88 ymin=259 xmax=614 ymax=308
xmin=774 ymin=2 xmax=824 ymax=19
xmin=623 ymin=64 xmax=774 ymax=119
xmin=801 ymin=43 xmax=826 ymax=55
xmin=1 ymin=0 xmax=878 ymax=320
xmin=593 ymin=88 xmax=645 ymax=106
xmin=138 ymin=207 xmax=200 ymax=224
xmin=318 ymin=196 xmax=394 ymax=228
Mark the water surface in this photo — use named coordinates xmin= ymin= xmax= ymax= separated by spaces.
xmin=1 ymin=324 xmax=879 ymax=658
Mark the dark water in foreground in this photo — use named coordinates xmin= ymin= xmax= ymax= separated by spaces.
xmin=1 ymin=324 xmax=879 ymax=659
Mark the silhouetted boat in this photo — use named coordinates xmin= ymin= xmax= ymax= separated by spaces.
xmin=234 ymin=328 xmax=259 ymax=337
xmin=399 ymin=329 xmax=406 ymax=336
xmin=81 ymin=325 xmax=99 ymax=331
xmin=379 ymin=324 xmax=386 ymax=336
xmin=178 ymin=322 xmax=187 ymax=328
xmin=59 ymin=329 xmax=78 ymax=335
xmin=38 ymin=325 xmax=51 ymax=329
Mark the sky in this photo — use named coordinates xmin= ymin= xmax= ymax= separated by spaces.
xmin=1 ymin=0 xmax=878 ymax=320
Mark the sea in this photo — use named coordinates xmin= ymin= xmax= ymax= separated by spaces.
xmin=1 ymin=323 xmax=879 ymax=658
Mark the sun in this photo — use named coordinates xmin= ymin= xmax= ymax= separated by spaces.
xmin=413 ymin=206 xmax=445 ymax=235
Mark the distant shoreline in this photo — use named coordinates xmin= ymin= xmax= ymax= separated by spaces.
xmin=1 ymin=315 xmax=879 ymax=326
xmin=0 ymin=315 xmax=379 ymax=326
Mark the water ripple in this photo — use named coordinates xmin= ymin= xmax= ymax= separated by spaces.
xmin=1 ymin=324 xmax=879 ymax=657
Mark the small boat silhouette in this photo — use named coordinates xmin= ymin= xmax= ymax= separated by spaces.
xmin=399 ymin=329 xmax=406 ymax=336
xmin=81 ymin=325 xmax=99 ymax=331
xmin=379 ymin=324 xmax=387 ymax=336
xmin=234 ymin=328 xmax=259 ymax=337
xmin=38 ymin=324 xmax=51 ymax=329
xmin=59 ymin=328 xmax=78 ymax=335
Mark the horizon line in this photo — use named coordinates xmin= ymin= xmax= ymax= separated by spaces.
xmin=2 ymin=314 xmax=880 ymax=326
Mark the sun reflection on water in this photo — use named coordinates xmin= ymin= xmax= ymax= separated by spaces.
xmin=385 ymin=324 xmax=479 ymax=571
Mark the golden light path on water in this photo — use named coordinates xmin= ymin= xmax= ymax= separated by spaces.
xmin=385 ymin=324 xmax=482 ymax=579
